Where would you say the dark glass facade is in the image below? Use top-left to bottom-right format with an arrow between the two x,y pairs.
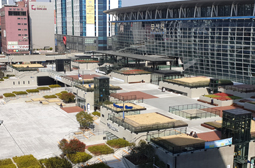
109,1 -> 255,84
98,0 -> 107,50
79,0 -> 86,36
61,0 -> 67,35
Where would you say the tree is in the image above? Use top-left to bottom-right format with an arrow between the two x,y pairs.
60,93 -> 75,103
76,111 -> 94,129
0,70 -> 4,79
58,138 -> 86,154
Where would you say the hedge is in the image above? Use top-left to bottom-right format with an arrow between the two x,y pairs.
0,78 -> 4,81
39,157 -> 72,168
92,111 -> 100,117
61,91 -> 68,94
37,87 -> 50,90
43,95 -> 57,99
7,75 -> 15,77
3,77 -> 9,79
13,155 -> 41,168
107,138 -> 130,148
49,84 -> 61,88
84,162 -> 110,168
67,152 -> 92,164
12,91 -> 28,95
0,158 -> 16,168
87,144 -> 114,156
3,93 -> 16,97
26,89 -> 39,93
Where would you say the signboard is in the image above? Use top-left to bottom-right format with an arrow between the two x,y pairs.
7,45 -> 29,50
86,0 -> 94,24
205,138 -> 232,149
87,103 -> 90,112
31,5 -> 47,10
8,41 -> 18,45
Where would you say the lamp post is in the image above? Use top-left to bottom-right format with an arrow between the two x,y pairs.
0,120 -> 25,155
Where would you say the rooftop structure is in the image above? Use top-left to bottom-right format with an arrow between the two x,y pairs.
104,0 -> 255,85
164,76 -> 210,88
224,85 -> 255,93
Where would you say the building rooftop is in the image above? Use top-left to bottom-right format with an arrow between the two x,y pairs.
104,0 -> 251,14
105,102 -> 146,112
197,131 -> 221,142
223,109 -> 252,115
94,76 -> 109,80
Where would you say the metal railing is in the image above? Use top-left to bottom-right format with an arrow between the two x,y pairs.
169,103 -> 220,120
108,114 -> 176,133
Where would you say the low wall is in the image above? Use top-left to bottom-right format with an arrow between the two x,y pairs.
71,62 -> 98,70
199,95 -> 237,106
220,88 -> 255,98
159,81 -> 208,98
111,72 -> 151,83
244,102 -> 255,112
122,157 -> 138,168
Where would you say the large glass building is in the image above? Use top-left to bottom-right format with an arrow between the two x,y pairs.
55,0 -> 121,51
105,0 -> 255,85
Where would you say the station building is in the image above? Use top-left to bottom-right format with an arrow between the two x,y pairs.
104,0 -> 255,85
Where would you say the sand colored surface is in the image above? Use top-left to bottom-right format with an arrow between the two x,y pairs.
83,84 -> 94,88
111,91 -> 158,100
106,103 -> 146,112
124,113 -> 175,127
56,103 -> 65,106
32,98 -> 46,101
47,99 -> 62,103
62,106 -> 84,113
215,120 -> 222,123
25,100 -> 33,103
182,109 -> 209,115
251,120 -> 255,132
173,76 -> 210,84
12,64 -> 44,68
42,101 -> 49,105
158,134 -> 205,147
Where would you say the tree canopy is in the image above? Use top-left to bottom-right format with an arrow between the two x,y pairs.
76,111 -> 94,129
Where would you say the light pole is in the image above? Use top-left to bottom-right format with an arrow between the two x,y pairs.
0,120 -> 25,155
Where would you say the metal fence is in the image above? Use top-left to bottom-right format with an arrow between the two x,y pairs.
169,103 -> 220,120
108,114 -> 176,133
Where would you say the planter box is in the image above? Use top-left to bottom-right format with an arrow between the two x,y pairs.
199,95 -> 239,106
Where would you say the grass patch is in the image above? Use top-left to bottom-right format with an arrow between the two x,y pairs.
227,96 -> 242,100
13,155 -> 41,168
0,158 -> 16,168
3,77 -> 9,79
12,91 -> 28,95
26,89 -> 39,93
49,84 -> 61,88
87,144 -> 114,156
61,91 -> 68,94
107,138 -> 130,148
39,157 -> 72,168
0,78 -> 4,81
92,111 -> 100,117
43,95 -> 57,99
67,152 -> 92,164
3,93 -> 16,97
204,95 -> 220,98
83,162 -> 110,168
37,87 -> 50,90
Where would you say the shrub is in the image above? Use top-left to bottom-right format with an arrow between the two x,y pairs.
26,89 -> 39,93
55,93 -> 62,97
37,87 -> 50,90
76,111 -> 94,129
103,100 -> 113,105
92,111 -> 100,117
12,91 -> 28,95
0,158 -> 16,168
0,78 -> 4,81
13,155 -> 41,168
49,84 -> 61,88
39,157 -> 72,168
3,93 -> 16,97
84,162 -> 110,168
60,92 -> 75,103
7,75 -> 15,77
3,77 -> 9,79
67,152 -> 92,164
107,139 -> 130,148
88,144 -> 114,156
43,95 -> 57,99
58,139 -> 86,154
61,91 -> 68,94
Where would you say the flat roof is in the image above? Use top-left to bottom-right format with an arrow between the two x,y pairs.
12,64 -> 44,68
105,102 -> 146,112
197,131 -> 221,142
92,51 -> 174,62
122,112 -> 188,128
223,109 -> 251,115
104,0 -> 251,14
155,134 -> 205,147
173,76 -> 210,84
94,76 -> 109,79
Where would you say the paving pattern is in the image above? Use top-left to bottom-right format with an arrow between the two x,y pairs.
61,106 -> 84,113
